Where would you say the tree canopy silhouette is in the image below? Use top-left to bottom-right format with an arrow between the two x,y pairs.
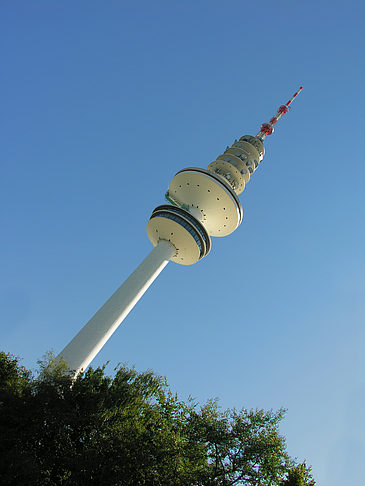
0,352 -> 315,485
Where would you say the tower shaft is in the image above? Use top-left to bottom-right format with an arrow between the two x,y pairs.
55,88 -> 302,376
56,240 -> 175,375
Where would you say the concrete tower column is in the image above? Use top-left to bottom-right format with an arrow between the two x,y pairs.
57,239 -> 175,375
55,87 -> 302,376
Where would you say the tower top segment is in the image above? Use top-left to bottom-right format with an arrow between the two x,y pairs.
256,86 -> 303,141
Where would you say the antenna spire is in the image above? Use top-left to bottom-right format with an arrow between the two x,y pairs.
257,86 -> 303,141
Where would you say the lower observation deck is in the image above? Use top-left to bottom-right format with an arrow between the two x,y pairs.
147,205 -> 211,265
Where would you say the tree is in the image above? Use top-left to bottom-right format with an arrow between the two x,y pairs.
280,463 -> 316,486
0,352 -> 315,485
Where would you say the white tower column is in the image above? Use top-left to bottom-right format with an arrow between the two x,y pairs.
57,239 -> 175,376
54,87 -> 302,376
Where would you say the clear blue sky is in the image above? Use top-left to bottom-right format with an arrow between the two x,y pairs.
1,1 -> 364,484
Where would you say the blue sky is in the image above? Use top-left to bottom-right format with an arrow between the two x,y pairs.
1,1 -> 364,484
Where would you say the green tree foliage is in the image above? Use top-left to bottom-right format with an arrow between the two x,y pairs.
280,463 -> 315,486
0,352 -> 315,485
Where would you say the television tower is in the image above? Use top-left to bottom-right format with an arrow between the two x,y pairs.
57,87 -> 303,376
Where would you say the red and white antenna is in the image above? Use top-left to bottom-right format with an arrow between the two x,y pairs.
257,86 -> 303,140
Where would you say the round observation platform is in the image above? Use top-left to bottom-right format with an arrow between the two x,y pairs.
168,168 -> 243,237
146,205 -> 211,265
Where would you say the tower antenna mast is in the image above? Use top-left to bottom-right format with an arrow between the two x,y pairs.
257,86 -> 303,140
56,87 -> 303,376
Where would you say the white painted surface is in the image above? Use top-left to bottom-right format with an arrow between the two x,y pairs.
57,240 -> 175,375
168,170 -> 242,237
147,215 -> 203,265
